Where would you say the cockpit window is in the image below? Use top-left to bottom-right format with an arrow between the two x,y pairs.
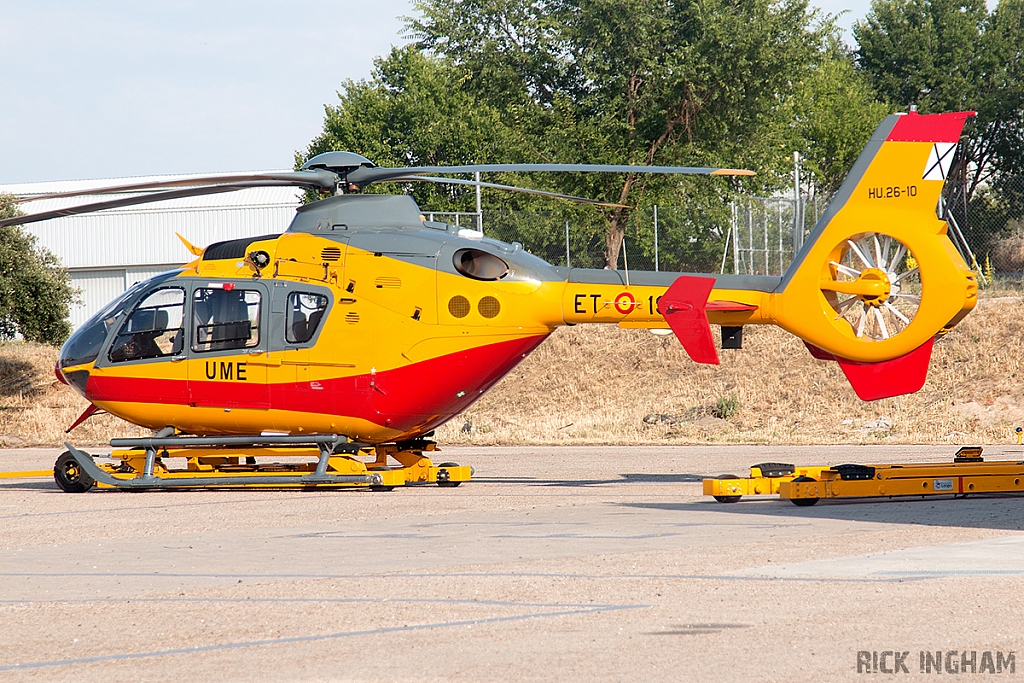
286,292 -> 328,344
453,248 -> 509,281
192,287 -> 261,352
60,271 -> 181,369
108,288 -> 186,363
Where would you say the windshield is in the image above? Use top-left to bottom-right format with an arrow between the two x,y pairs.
59,270 -> 183,368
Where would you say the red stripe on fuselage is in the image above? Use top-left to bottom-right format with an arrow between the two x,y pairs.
86,334 -> 549,435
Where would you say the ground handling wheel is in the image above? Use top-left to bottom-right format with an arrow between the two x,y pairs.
788,476 -> 820,506
712,474 -> 742,503
54,451 -> 95,493
436,462 -> 462,487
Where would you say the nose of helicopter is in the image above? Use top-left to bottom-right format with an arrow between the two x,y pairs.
56,323 -> 106,397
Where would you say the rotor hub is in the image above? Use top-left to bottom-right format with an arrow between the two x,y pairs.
855,268 -> 892,307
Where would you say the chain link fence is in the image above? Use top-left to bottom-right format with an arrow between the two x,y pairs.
434,195 -> 823,275
943,172 -> 1024,289
428,169 -> 1021,285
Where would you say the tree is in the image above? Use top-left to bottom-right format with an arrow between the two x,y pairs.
854,0 -> 1024,202
409,0 -> 837,267
792,40 -> 891,195
298,46 -> 522,214
0,195 -> 76,346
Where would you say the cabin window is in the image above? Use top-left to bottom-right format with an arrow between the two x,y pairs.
192,287 -> 261,352
108,287 -> 185,362
453,248 -> 509,281
286,292 -> 328,344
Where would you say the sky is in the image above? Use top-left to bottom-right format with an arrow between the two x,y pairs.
0,0 -> 872,184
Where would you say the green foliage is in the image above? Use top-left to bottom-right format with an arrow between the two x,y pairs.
0,195 -> 75,346
408,0 -> 832,182
298,46 -> 521,212
792,40 -> 891,194
711,393 -> 740,420
300,1 -> 881,269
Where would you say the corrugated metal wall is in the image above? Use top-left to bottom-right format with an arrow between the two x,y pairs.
68,270 -> 127,330
1,176 -> 303,330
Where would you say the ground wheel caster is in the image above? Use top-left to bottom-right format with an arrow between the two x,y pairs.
436,462 -> 461,488
712,474 -> 742,503
789,476 -> 819,506
54,451 -> 95,493
369,485 -> 395,492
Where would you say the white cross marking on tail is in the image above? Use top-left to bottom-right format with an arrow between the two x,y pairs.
923,142 -> 957,181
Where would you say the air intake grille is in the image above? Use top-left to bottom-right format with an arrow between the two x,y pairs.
478,296 -> 500,319
448,295 -> 470,318
321,247 -> 342,262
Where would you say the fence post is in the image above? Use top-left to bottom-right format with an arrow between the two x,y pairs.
654,204 -> 659,272
732,200 -> 740,275
793,151 -> 803,252
475,171 -> 482,233
565,221 -> 571,268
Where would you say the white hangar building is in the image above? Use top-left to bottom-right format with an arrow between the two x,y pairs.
1,174 -> 303,330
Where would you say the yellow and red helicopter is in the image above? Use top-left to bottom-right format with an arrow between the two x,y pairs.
2,110 -> 978,492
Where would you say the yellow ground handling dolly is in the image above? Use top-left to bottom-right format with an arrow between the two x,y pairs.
51,433 -> 471,492
703,447 -> 1024,506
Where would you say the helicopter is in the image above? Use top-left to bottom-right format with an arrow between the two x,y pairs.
0,109 -> 977,493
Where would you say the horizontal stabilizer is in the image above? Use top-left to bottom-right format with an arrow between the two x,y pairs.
834,338 -> 935,401
657,276 -> 720,365
803,342 -> 836,361
706,300 -> 758,312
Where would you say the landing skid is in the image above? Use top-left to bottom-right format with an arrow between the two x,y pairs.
55,433 -> 471,492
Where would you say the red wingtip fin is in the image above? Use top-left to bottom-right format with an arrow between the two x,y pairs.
657,275 -> 720,365
835,338 -> 935,401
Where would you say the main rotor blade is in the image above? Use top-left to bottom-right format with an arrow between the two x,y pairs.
0,183 -> 300,228
386,175 -> 630,208
14,170 -> 337,204
350,163 -> 755,187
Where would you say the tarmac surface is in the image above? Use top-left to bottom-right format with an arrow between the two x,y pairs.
1,444 -> 1023,682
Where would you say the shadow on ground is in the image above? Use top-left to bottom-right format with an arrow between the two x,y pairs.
621,493 -> 1024,531
475,473 -> 706,486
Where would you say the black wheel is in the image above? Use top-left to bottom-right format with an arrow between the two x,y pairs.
712,474 -> 741,503
54,451 -> 95,493
437,462 -> 462,488
789,476 -> 819,506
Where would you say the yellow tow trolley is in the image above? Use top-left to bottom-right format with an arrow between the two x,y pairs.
704,447 -> 1024,506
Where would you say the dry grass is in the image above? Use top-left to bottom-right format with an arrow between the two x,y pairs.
990,221 -> 1024,273
0,343 -> 146,447
438,296 -> 1024,446
2,296 -> 1023,447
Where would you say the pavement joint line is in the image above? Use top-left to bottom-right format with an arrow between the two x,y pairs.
871,569 -> 1024,576
0,596 -> 626,608
0,605 -> 644,672
0,497 -> 277,519
0,571 -> 928,583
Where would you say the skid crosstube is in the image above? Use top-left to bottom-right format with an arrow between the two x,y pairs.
60,433 -> 471,492
703,448 -> 1024,506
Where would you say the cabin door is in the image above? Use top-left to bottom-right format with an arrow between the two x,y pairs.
186,283 -> 269,408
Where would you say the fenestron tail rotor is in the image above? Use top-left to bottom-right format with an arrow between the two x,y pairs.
821,233 -> 921,342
